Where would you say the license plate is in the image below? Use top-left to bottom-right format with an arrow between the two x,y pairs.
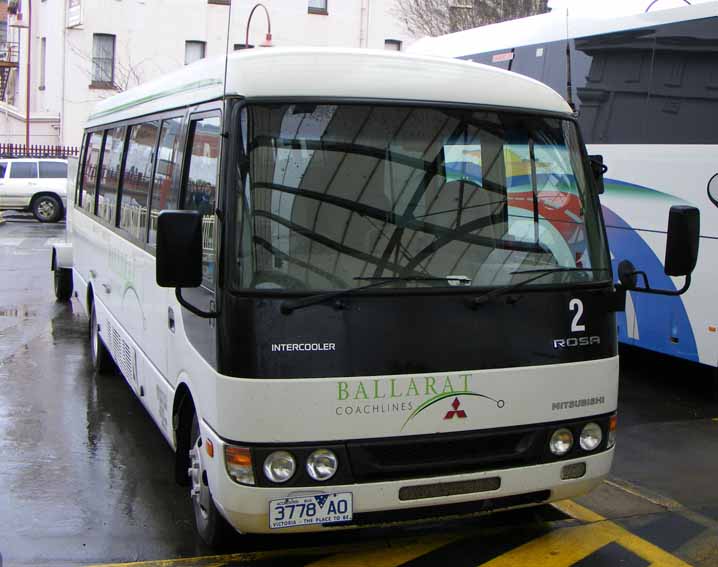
269,492 -> 353,529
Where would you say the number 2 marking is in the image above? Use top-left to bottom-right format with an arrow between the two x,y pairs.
570,298 -> 586,333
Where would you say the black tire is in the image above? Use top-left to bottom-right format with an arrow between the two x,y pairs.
189,412 -> 231,546
32,194 -> 63,223
89,301 -> 114,374
53,267 -> 73,301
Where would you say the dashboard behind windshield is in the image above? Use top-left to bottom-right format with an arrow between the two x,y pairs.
231,103 -> 610,291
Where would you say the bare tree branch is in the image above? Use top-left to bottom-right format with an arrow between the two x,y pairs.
393,0 -> 549,37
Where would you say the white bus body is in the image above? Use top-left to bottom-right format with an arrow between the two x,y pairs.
55,48 -> 622,542
410,2 -> 718,377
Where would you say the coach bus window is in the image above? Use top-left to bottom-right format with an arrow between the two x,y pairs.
96,126 -> 126,225
82,133 -> 103,213
119,121 -> 159,241
571,29 -> 654,144
148,117 -> 183,245
236,104 -> 609,291
644,17 -> 718,144
184,115 -> 220,287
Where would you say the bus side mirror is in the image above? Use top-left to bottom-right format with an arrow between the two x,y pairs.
616,205 -> 699,299
589,155 -> 607,195
156,210 -> 203,288
664,205 -> 699,277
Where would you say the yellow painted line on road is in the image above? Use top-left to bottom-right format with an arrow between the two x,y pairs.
480,500 -> 691,566
303,532 -> 461,567
86,532 -> 460,567
85,545 -> 347,567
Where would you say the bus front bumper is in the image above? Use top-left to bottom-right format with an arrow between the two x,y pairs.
207,445 -> 614,535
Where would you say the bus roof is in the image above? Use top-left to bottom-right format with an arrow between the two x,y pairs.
86,48 -> 573,128
408,1 -> 718,58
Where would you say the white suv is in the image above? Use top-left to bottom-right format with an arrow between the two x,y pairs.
0,158 -> 68,223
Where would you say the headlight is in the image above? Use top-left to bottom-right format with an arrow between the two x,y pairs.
263,451 -> 296,483
306,449 -> 338,481
580,422 -> 603,451
549,428 -> 574,456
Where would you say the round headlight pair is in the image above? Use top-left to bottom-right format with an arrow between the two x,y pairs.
549,423 -> 603,456
263,449 -> 338,483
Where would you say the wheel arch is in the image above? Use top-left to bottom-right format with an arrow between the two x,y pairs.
173,382 -> 196,486
31,191 -> 65,208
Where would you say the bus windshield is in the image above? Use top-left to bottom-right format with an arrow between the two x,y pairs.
232,103 -> 610,291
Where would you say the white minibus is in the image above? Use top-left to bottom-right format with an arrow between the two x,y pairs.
51,48 -> 698,543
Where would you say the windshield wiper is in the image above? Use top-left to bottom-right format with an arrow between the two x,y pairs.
472,267 -> 610,307
280,276 -> 469,315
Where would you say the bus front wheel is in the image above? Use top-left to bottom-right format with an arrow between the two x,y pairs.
189,413 -> 231,546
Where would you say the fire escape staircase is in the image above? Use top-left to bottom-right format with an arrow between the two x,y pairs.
0,42 -> 19,102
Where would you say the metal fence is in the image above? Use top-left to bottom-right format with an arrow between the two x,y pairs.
0,144 -> 80,159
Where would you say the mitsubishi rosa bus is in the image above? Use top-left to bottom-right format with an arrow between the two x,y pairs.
51,48 -> 698,544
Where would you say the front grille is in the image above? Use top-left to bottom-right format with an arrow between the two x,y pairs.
328,490 -> 551,527
398,477 -> 501,501
347,427 -> 542,482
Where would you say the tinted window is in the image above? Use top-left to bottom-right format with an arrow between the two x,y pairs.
10,162 -> 38,179
0,162 -> 7,178
82,133 -> 103,213
148,117 -> 183,245
119,121 -> 159,240
234,104 -> 609,291
39,161 -> 68,178
644,17 -> 718,144
183,115 -> 221,287
96,126 -> 126,224
572,28 -> 655,143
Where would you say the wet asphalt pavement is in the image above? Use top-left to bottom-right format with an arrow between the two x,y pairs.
1,214 -> 717,567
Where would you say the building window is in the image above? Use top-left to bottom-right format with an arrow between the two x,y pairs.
384,39 -> 402,51
185,41 -> 206,65
233,43 -> 254,50
208,0 -> 230,4
39,37 -> 47,90
92,34 -> 115,86
308,0 -> 327,15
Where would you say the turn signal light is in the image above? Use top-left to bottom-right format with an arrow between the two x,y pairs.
205,438 -> 214,458
608,413 -> 617,449
225,445 -> 255,485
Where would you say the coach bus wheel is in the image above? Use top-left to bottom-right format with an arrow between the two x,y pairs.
32,195 -> 63,223
53,267 -> 73,301
189,413 -> 230,546
89,301 -> 114,374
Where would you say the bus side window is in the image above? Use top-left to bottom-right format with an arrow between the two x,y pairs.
96,125 -> 126,225
119,121 -> 160,241
183,115 -> 221,288
81,132 -> 103,214
148,117 -> 183,245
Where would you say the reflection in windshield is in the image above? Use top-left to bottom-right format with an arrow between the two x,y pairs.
233,104 -> 609,291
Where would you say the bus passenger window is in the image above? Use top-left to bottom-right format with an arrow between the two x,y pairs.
184,115 -> 221,287
119,121 -> 159,241
96,126 -> 126,224
148,117 -> 182,245
81,132 -> 103,214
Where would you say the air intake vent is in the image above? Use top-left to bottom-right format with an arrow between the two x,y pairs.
105,319 -> 138,387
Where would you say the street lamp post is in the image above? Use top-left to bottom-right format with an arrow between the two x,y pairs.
245,3 -> 273,49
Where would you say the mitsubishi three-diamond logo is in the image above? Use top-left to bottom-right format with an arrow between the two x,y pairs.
444,397 -> 467,420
